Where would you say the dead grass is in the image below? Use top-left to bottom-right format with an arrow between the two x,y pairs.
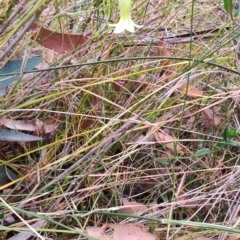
0,0 -> 240,239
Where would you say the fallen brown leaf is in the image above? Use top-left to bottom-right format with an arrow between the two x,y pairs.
180,85 -> 204,97
83,223 -> 156,240
43,48 -> 56,64
0,118 -> 60,134
227,233 -> 240,240
177,194 -> 201,208
153,131 -> 184,154
31,23 -> 88,56
119,198 -> 148,214
157,39 -> 175,82
157,39 -> 172,64
0,118 -> 36,131
202,108 -> 221,129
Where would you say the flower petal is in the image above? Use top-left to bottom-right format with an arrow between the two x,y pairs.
114,22 -> 129,33
109,0 -> 143,33
133,23 -> 143,29
110,19 -> 143,33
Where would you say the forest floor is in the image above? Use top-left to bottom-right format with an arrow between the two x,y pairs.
0,0 -> 240,239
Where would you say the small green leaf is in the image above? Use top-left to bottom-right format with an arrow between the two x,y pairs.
223,79 -> 228,87
0,129 -> 43,141
228,128 -> 238,138
224,0 -> 232,15
222,128 -> 228,142
194,148 -> 210,157
148,226 -> 155,234
154,158 -> 169,166
222,127 -> 238,142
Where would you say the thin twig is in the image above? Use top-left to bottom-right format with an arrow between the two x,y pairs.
0,11 -> 41,62
0,0 -> 27,35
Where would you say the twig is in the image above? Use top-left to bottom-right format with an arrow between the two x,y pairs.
0,0 -> 27,35
0,11 -> 41,62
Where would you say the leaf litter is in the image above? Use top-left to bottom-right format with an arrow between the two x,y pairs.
119,198 -> 149,214
0,117 -> 61,134
30,23 -> 89,56
1,1 -> 240,239
77,223 -> 155,240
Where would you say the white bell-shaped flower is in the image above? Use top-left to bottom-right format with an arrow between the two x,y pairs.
110,0 -> 143,33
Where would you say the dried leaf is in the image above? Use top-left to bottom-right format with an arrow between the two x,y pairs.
180,85 -> 204,97
119,198 -> 148,214
0,118 -> 60,134
156,39 -> 174,82
202,109 -> 221,129
43,48 -> 56,64
153,131 -> 184,154
0,119 -> 36,131
80,118 -> 94,131
182,116 -> 195,131
136,108 -> 181,144
31,23 -> 88,56
85,224 -> 156,240
42,118 -> 61,134
157,39 -> 172,61
227,233 -> 240,240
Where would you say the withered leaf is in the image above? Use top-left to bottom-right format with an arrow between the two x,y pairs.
31,23 -> 88,56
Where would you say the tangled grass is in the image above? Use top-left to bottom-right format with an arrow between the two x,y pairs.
0,0 -> 240,239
